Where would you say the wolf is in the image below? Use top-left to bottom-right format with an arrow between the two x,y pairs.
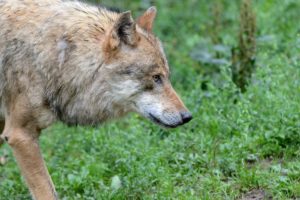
0,0 -> 192,199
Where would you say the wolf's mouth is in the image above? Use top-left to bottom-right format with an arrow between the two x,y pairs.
148,113 -> 180,128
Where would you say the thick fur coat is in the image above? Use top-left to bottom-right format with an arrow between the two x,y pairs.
0,0 -> 192,199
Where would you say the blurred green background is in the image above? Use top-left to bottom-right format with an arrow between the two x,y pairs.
1,0 -> 300,199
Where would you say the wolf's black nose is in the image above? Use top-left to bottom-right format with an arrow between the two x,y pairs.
181,111 -> 193,124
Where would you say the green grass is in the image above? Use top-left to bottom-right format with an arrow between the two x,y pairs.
1,0 -> 300,199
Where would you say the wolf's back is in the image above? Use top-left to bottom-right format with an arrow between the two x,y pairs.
0,0 -> 121,123
0,0 -> 59,98
0,0 -> 114,82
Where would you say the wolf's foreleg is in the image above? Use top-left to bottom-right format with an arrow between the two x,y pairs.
0,121 -> 4,147
3,128 -> 58,200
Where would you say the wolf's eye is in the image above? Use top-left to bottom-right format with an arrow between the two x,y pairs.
153,75 -> 162,84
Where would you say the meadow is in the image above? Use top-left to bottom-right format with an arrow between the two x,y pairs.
0,0 -> 300,199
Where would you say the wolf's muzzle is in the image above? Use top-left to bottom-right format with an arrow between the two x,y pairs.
180,111 -> 193,124
149,110 -> 192,128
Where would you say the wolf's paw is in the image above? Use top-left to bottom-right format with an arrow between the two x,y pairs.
0,139 -> 8,166
0,155 -> 6,166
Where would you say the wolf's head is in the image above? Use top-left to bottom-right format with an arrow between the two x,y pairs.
102,7 -> 192,128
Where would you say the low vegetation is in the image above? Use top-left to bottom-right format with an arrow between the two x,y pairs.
1,0 -> 299,199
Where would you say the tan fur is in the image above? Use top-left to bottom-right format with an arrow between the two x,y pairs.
0,0 -> 192,199
137,6 -> 157,32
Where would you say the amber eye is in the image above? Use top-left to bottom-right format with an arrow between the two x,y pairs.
153,75 -> 162,84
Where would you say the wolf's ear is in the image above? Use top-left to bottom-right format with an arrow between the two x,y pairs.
137,7 -> 157,32
115,11 -> 138,45
106,11 -> 138,51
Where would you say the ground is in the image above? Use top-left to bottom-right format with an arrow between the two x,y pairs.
0,0 -> 300,199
